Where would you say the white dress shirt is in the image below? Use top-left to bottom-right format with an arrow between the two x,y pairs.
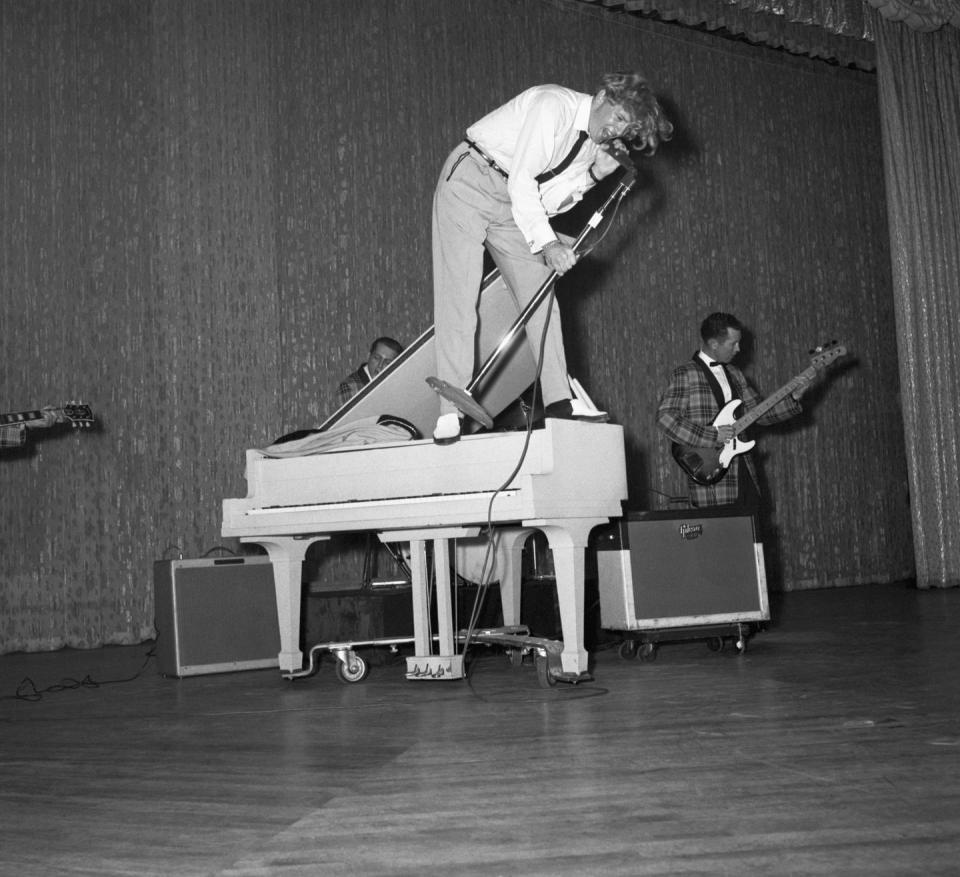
698,351 -> 733,403
466,85 -> 599,253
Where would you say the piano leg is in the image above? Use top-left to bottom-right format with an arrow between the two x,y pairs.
242,535 -> 330,674
380,527 -> 479,681
532,517 -> 608,679
495,527 -> 537,628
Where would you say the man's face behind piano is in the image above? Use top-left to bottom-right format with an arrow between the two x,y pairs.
367,343 -> 399,378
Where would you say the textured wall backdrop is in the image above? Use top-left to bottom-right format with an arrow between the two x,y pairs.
0,0 -> 912,654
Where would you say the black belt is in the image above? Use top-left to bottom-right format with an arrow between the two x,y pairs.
465,139 -> 509,180
465,133 -> 589,185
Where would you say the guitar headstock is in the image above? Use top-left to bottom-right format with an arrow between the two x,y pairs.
808,341 -> 847,370
60,402 -> 95,428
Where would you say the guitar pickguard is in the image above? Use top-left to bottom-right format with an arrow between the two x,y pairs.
670,400 -> 753,485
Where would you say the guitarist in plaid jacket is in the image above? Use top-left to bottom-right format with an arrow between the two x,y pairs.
656,313 -> 806,508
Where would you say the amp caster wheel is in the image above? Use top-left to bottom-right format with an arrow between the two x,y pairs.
334,652 -> 370,684
707,636 -> 726,653
618,640 -> 639,660
637,642 -> 658,662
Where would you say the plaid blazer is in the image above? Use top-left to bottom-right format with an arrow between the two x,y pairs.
656,355 -> 800,507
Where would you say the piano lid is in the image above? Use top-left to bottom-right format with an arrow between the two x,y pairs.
317,270 -> 543,440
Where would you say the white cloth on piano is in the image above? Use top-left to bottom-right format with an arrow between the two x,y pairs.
258,415 -> 418,458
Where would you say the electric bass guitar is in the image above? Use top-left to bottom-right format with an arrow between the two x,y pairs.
671,343 -> 846,486
0,402 -> 95,429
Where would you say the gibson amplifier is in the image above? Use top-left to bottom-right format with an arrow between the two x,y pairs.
153,556 -> 280,677
596,509 -> 768,630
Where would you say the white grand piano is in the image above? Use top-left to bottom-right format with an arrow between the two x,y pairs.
221,272 -> 628,684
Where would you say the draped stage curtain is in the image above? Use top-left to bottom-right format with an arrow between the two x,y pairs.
871,8 -> 960,588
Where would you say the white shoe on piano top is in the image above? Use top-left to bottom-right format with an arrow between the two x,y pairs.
432,412 -> 462,445
544,398 -> 609,423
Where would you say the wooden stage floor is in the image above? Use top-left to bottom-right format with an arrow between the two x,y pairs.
2,581 -> 958,876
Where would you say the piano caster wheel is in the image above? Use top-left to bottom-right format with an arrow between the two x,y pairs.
535,653 -> 558,689
507,648 -> 526,668
334,652 -> 370,684
618,640 -> 639,660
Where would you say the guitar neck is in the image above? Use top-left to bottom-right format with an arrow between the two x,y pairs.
0,403 -> 94,430
0,409 -> 49,427
732,367 -> 815,436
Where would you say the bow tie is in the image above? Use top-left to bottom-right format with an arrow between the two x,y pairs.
708,361 -> 722,368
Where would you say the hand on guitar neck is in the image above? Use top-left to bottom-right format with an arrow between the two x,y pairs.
26,406 -> 65,430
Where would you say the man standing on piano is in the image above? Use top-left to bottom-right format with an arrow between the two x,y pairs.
431,71 -> 673,444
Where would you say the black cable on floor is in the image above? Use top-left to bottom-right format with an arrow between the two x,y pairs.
3,645 -> 156,703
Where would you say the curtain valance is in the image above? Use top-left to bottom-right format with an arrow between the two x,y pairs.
865,0 -> 960,31
577,0 -> 957,68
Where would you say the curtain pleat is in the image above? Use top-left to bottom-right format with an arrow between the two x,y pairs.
873,10 -> 960,588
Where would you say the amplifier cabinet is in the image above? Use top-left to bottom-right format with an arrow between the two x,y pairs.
153,556 -> 280,677
596,509 -> 768,631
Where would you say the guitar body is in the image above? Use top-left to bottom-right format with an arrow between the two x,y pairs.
671,400 -> 755,486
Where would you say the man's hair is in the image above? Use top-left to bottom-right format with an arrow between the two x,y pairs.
598,71 -> 674,155
700,312 -> 742,343
370,336 -> 402,356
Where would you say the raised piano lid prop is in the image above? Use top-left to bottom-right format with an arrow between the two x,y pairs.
319,271 -> 541,438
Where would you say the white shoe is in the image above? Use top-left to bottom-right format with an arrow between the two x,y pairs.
570,398 -> 608,421
433,412 -> 462,445
544,398 -> 609,423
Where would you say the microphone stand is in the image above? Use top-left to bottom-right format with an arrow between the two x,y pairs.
427,165 -> 639,429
